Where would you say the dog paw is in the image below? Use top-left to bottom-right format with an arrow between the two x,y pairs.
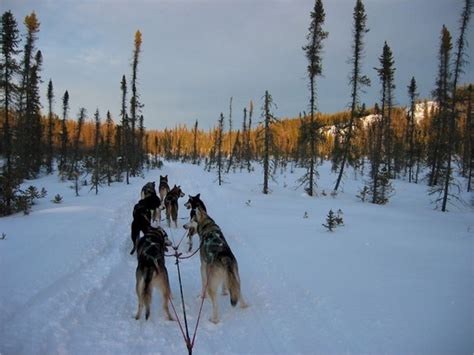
240,301 -> 249,309
130,247 -> 136,255
209,317 -> 219,324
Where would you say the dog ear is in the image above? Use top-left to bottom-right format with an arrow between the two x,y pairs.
196,193 -> 200,198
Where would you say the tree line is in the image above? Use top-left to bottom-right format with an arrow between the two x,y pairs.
1,1 -> 473,216
1,10 -> 146,215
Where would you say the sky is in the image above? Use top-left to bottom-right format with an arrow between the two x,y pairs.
2,0 -> 473,130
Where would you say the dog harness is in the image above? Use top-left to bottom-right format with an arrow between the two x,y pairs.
198,220 -> 226,264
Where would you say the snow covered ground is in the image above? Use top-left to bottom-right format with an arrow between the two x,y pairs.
1,161 -> 473,355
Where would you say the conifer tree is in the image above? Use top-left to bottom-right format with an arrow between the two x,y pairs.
406,77 -> 418,183
16,13 -> 41,178
104,110 -> 114,186
71,108 -> 86,196
216,113 -> 225,186
428,26 -> 452,187
228,96 -> 233,155
59,90 -> 69,176
120,75 -> 130,184
240,107 -> 248,171
0,11 -> 21,215
246,101 -> 254,172
302,0 -> 328,196
464,85 -> 473,191
375,41 -> 396,176
368,42 -> 396,204
441,0 -> 472,211
192,119 -> 199,164
322,209 -> 337,231
91,109 -> 101,194
46,79 -> 54,174
130,30 -> 143,176
27,50 -> 43,176
261,90 -> 278,194
334,0 -> 369,191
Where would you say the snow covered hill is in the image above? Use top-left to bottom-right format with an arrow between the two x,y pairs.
1,162 -> 473,354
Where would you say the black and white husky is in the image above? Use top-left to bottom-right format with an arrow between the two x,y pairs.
184,207 -> 248,323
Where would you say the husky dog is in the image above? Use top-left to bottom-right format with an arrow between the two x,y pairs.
184,193 -> 207,252
193,207 -> 248,323
140,182 -> 159,222
135,226 -> 173,321
164,185 -> 185,228
141,182 -> 156,199
158,176 -> 170,222
158,175 -> 170,203
130,194 -> 162,255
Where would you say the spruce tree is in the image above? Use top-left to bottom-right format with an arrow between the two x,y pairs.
240,107 -> 248,171
0,11 -> 21,215
71,108 -> 86,196
406,77 -> 418,183
192,119 -> 199,164
302,0 -> 328,196
464,85 -> 473,192
334,0 -> 370,191
261,90 -> 278,194
17,12 -> 41,178
104,110 -> 114,186
216,113 -> 225,186
441,0 -> 472,211
428,26 -> 452,187
91,109 -> 101,194
27,50 -> 43,176
46,79 -> 54,174
246,101 -> 254,172
375,41 -> 396,176
130,30 -> 143,176
120,75 -> 129,184
370,42 -> 396,204
59,90 -> 69,175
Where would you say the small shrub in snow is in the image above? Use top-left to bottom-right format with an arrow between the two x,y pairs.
303,211 -> 309,219
322,209 -> 337,232
52,194 -> 63,204
335,209 -> 344,226
0,233 -> 6,240
322,209 -> 344,231
356,185 -> 370,202
16,194 -> 31,215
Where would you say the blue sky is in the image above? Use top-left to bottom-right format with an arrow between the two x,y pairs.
2,0 -> 473,130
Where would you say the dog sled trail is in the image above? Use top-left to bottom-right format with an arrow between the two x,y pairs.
0,198 -> 133,353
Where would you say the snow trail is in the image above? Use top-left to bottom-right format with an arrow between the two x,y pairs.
1,162 -> 473,354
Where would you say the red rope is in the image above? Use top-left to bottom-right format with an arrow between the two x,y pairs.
166,249 -> 211,354
191,265 -> 211,347
168,295 -> 191,348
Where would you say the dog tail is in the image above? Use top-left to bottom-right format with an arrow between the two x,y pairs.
224,256 -> 240,307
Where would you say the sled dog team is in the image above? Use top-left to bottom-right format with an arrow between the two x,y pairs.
131,175 -> 248,324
